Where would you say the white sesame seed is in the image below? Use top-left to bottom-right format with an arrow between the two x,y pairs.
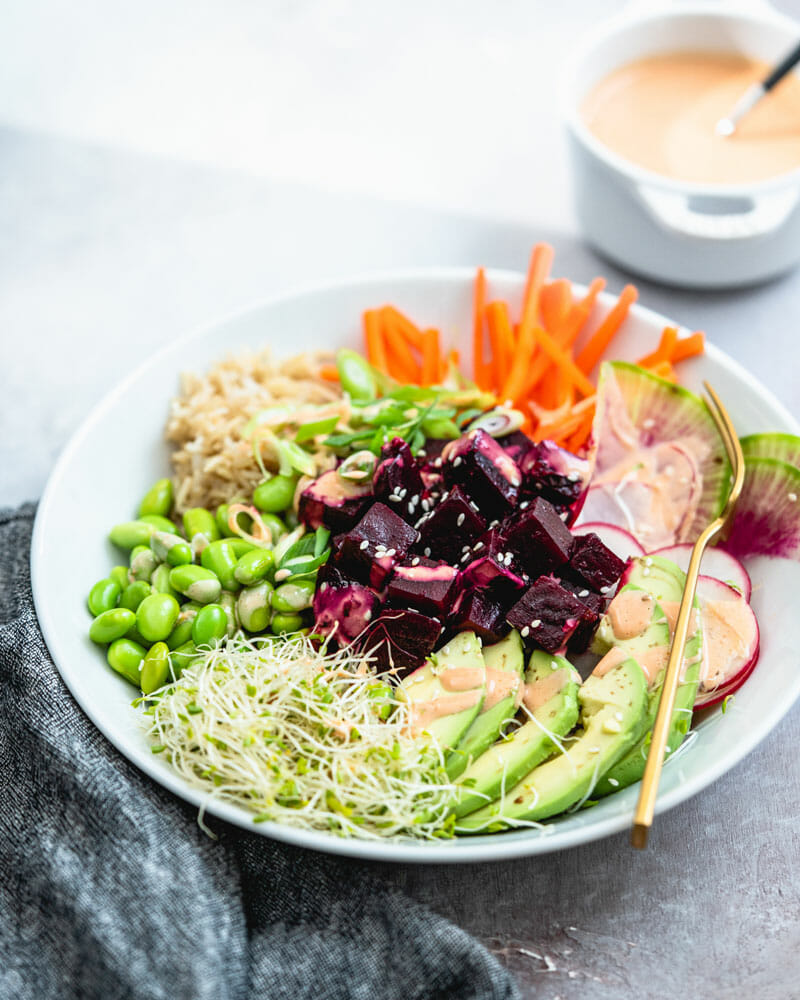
521,626 -> 530,637
519,500 -> 529,510
474,541 -> 484,551
440,626 -> 446,634
457,513 -> 466,527
386,548 -> 396,558
550,660 -> 559,670
388,495 -> 401,502
579,589 -> 589,598
567,471 -> 581,482
490,520 -> 499,528
359,539 -> 369,550
560,511 -> 569,521
408,503 -> 415,514
421,499 -> 430,511
363,610 -> 372,621
531,619 -> 542,628
423,547 -> 431,557
600,585 -> 610,594
608,777 -> 619,787
453,456 -> 463,468
434,458 -> 442,468
462,544 -> 471,552
790,492 -> 798,502
469,501 -> 479,511
399,488 -> 408,499
319,582 -> 328,592
644,557 -> 653,566
642,568 -> 651,577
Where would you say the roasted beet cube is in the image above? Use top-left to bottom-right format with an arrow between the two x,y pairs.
313,576 -> 381,644
507,576 -> 595,653
336,503 -> 417,589
372,437 -> 425,523
500,429 -> 536,465
450,588 -> 510,645
559,580 -> 605,653
520,441 -> 589,524
441,429 -> 521,515
363,608 -> 442,675
501,496 -> 573,578
386,557 -> 459,617
462,527 -> 526,597
568,533 -> 626,592
415,486 -> 486,563
299,470 -> 373,533
417,438 -> 450,493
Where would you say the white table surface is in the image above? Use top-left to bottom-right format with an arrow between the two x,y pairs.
3,2 -> 800,996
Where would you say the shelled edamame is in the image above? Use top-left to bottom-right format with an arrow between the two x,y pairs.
86,473 -> 329,695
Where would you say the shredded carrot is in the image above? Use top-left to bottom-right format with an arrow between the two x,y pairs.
575,284 -> 638,375
383,315 -> 420,383
637,326 -> 678,368
363,309 -> 388,372
531,326 -> 597,398
500,324 -> 536,403
648,360 -> 678,382
520,244 -> 555,336
421,328 -> 440,386
540,279 -> 572,334
557,277 -> 606,348
473,268 -> 491,390
380,306 -> 423,351
669,331 -> 705,363
319,365 -> 340,382
486,301 -> 515,396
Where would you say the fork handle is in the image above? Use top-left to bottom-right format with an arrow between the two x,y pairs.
631,521 -> 719,848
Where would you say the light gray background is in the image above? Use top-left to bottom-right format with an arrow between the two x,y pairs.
3,2 -> 800,997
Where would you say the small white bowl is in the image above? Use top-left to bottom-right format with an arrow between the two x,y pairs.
562,2 -> 800,288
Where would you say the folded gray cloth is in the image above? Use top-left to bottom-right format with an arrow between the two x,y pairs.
0,505 -> 519,1000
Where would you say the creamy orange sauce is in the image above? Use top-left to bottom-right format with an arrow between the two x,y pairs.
659,601 -> 701,640
608,589 -> 655,640
407,690 -> 482,736
483,666 -> 520,712
700,598 -> 757,691
582,51 -> 800,184
593,646 -> 628,677
439,666 -> 485,692
522,668 -> 570,713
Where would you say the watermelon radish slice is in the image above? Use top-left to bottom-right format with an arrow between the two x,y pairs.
695,575 -> 744,603
588,362 -> 731,551
740,432 -> 800,469
571,522 -> 645,562
693,591 -> 759,709
722,457 -> 800,561
651,543 -> 751,601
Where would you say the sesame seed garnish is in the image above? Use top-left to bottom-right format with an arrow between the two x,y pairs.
490,520 -> 499,528
388,494 -> 401,503
319,582 -> 328,592
363,610 -> 372,621
469,501 -> 479,511
457,513 -> 466,526
474,541 -> 484,550
521,626 -> 530,637
608,777 -> 619,787
408,502 -> 415,514
567,471 -> 581,482
550,660 -> 559,670
790,493 -> 798,502
531,619 -> 542,628
434,458 -> 442,468
560,511 -> 569,521
359,539 -> 369,550
411,557 -> 420,566
423,547 -> 431,557
453,456 -> 463,468
579,589 -> 589,597
386,548 -> 396,558
519,501 -> 529,510
600,585 -> 610,594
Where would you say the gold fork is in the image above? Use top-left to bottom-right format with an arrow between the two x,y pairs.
631,382 -> 745,849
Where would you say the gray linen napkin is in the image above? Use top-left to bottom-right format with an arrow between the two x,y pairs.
0,505 -> 520,1000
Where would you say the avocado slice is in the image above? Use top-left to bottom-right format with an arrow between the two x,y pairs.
456,657 -> 648,831
451,649 -> 581,818
446,631 -> 526,780
398,631 -> 486,762
592,557 -> 702,797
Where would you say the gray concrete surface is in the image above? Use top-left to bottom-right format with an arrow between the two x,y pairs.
3,126 -> 800,999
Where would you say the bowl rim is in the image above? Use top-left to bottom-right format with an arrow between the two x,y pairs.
31,266 -> 800,864
560,2 -> 800,198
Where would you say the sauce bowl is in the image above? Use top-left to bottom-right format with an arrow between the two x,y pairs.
562,2 -> 800,288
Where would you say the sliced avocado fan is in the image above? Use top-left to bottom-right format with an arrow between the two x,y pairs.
456,657 -> 648,831
451,649 -> 581,819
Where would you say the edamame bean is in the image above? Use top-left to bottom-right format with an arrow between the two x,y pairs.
192,604 -> 228,647
136,593 -> 180,643
140,641 -> 171,694
183,507 -> 220,543
130,544 -> 159,582
271,612 -> 304,634
119,580 -> 152,612
109,520 -> 155,550
170,641 -> 198,677
125,623 -> 150,647
109,565 -> 130,590
227,538 -> 257,559
218,591 -> 238,637
89,607 -> 136,644
336,348 -> 377,403
169,565 -> 221,604
107,637 -> 147,686
150,530 -> 192,567
237,582 -> 272,633
272,580 -> 315,613
87,578 -> 121,617
138,478 -> 174,518
253,474 -> 298,514
139,514 -> 177,533
215,500 -> 248,537
233,548 -> 274,586
150,563 -> 179,599
166,618 -> 194,650
201,540 -> 240,591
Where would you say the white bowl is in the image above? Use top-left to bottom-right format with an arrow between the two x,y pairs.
562,2 -> 800,288
31,269 -> 800,862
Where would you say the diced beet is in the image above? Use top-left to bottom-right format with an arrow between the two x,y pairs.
506,576 -> 594,653
500,429 -> 536,465
568,532 -> 626,592
558,578 -> 606,653
502,496 -> 573,577
451,588 -> 510,645
313,577 -> 381,644
298,469 -> 373,532
386,557 -> 459,617
418,438 -> 450,493
415,485 -> 486,563
520,441 -> 589,524
442,429 -> 521,515
417,438 -> 451,464
335,503 -> 417,589
462,527 -> 526,597
372,437 -> 425,523
363,608 -> 442,675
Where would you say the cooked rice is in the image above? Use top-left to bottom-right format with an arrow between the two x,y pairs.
167,349 -> 342,513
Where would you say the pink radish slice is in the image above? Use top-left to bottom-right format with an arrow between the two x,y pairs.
571,522 -> 645,562
694,591 -> 760,709
651,544 -> 751,602
696,575 -> 746,603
